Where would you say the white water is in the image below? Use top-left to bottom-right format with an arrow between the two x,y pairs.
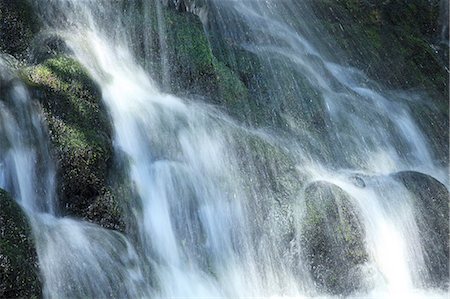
66,29 -> 301,297
311,170 -> 443,299
0,0 -> 448,298
0,63 -> 55,213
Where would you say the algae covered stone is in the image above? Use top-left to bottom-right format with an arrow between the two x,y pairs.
22,56 -> 124,230
163,5 -> 250,113
301,181 -> 368,295
0,189 -> 42,298
393,171 -> 449,288
0,0 -> 40,60
126,1 -> 251,118
310,0 -> 448,101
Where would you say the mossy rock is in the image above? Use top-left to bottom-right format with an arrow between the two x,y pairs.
0,189 -> 42,298
163,6 -> 251,112
408,98 -> 449,167
125,2 -> 251,120
164,0 -> 207,13
393,171 -> 449,288
211,57 -> 251,119
235,133 -> 303,202
301,181 -> 368,295
231,132 -> 302,264
21,56 -> 124,231
163,7 -> 215,92
0,0 -> 40,60
310,0 -> 448,103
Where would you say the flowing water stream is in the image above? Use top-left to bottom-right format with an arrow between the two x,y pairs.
0,0 -> 448,298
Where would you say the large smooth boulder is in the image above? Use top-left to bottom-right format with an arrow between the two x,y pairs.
393,171 -> 449,287
0,189 -> 42,298
301,181 -> 368,295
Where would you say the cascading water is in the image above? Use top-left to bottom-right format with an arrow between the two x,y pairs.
204,0 -> 449,295
0,56 -> 149,298
0,0 -> 448,298
0,58 -> 55,214
206,0 -> 448,173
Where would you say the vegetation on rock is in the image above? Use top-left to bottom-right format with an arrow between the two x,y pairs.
164,6 -> 251,112
0,0 -> 448,296
394,171 -> 449,288
310,0 -> 448,102
125,1 -> 252,121
22,56 -> 124,231
301,181 -> 368,295
0,189 -> 41,298
0,0 -> 40,61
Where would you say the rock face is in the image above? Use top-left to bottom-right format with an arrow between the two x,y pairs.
309,0 -> 449,166
235,133 -> 303,250
310,0 -> 448,99
0,189 -> 42,298
164,7 -> 249,110
123,0 -> 251,121
22,56 -> 124,231
301,181 -> 368,295
0,0 -> 40,60
393,171 -> 449,288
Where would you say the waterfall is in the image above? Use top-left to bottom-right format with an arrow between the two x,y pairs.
0,56 -> 149,298
207,0 -> 448,174
0,0 -> 448,298
0,58 -> 55,214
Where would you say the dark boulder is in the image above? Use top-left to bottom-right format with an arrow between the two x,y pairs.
0,0 -> 41,61
22,56 -> 124,231
309,0 -> 448,102
120,1 -> 251,121
0,189 -> 42,298
393,171 -> 449,288
301,181 -> 368,295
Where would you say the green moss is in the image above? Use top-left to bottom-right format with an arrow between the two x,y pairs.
0,189 -> 42,298
163,6 -> 252,108
166,9 -> 213,71
301,181 -> 367,295
212,57 -> 249,107
23,56 -> 109,163
311,0 -> 448,103
21,56 -> 124,231
159,7 -> 214,93
128,2 -> 253,118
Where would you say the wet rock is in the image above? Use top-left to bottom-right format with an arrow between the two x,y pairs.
163,6 -> 250,111
409,102 -> 449,167
22,56 -> 125,231
350,174 -> 366,188
123,1 -> 251,121
393,171 -> 449,288
232,133 -> 303,275
0,0 -> 41,61
0,189 -> 42,298
30,34 -> 72,64
310,0 -> 448,102
235,134 -> 303,205
301,181 -> 368,295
